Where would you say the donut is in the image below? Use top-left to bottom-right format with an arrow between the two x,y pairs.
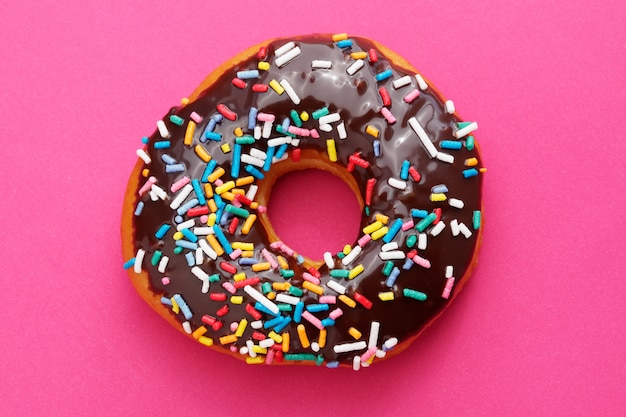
121,33 -> 485,369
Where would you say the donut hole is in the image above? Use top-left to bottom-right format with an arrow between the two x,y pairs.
267,169 -> 361,261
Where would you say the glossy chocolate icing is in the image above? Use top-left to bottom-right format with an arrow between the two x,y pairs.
129,35 -> 483,367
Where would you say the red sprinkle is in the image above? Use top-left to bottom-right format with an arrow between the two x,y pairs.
235,193 -> 253,206
228,217 -> 240,234
233,276 -> 261,289
258,46 -> 268,60
409,166 -> 422,182
252,331 -> 266,341
252,83 -> 268,93
187,206 -> 209,217
202,315 -> 216,325
245,303 -> 262,320
217,103 -> 237,121
209,293 -> 227,302
378,87 -> 391,107
353,292 -> 373,310
216,305 -> 229,317
292,148 -> 301,162
232,78 -> 247,89
366,178 -> 377,206
211,321 -> 223,331
433,208 -> 442,224
349,152 -> 370,169
220,261 -> 237,274
407,249 -> 418,259
307,267 -> 321,279
368,48 -> 378,63
275,350 -> 284,363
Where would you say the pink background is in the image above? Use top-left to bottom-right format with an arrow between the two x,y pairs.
1,1 -> 624,416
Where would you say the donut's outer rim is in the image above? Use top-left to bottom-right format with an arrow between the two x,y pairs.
121,34 -> 484,367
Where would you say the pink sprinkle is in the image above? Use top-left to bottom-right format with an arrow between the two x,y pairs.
229,345 -> 238,353
257,205 -> 267,214
403,88 -> 420,103
279,243 -> 295,257
230,322 -> 238,332
213,179 -> 223,187
288,126 -> 310,136
200,215 -> 209,223
171,176 -> 191,193
270,241 -> 282,250
357,234 -> 372,247
265,348 -> 275,365
380,107 -> 396,124
190,111 -> 203,123
231,199 -> 242,208
138,176 -> 157,196
257,112 -> 275,122
229,249 -> 242,260
222,281 -> 237,294
301,311 -> 324,330
319,295 -> 336,304
360,346 -> 377,363
401,220 -> 415,231
411,253 -> 432,269
442,277 -> 455,299
302,272 -> 321,285
161,277 -> 170,285
329,308 -> 344,320
261,248 -> 279,269
310,129 -> 320,139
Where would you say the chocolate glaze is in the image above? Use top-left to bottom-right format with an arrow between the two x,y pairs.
129,35 -> 483,366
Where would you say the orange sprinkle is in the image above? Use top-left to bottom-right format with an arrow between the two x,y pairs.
348,327 -> 362,339
192,326 -> 208,339
302,281 -> 324,295
297,324 -> 310,348
319,329 -> 327,348
184,121 -> 196,147
241,214 -> 257,234
282,332 -> 290,352
339,294 -> 356,308
219,334 -> 238,345
235,176 -> 255,186
206,235 -> 224,256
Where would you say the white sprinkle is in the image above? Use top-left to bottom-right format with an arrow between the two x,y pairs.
381,242 -> 399,252
267,136 -> 292,147
262,121 -> 273,138
195,247 -> 203,265
312,60 -> 332,69
392,75 -> 412,89
290,138 -> 300,147
326,280 -> 347,295
333,341 -> 367,354
249,148 -> 267,160
198,239 -> 218,260
430,221 -> 446,236
323,252 -> 334,269
346,59 -> 364,75
459,222 -> 473,238
169,183 -> 193,210
318,112 -> 341,125
408,117 -> 438,158
387,177 -> 407,190
182,321 -> 192,334
156,120 -> 170,138
451,219 -> 460,236
150,184 -> 167,200
337,121 -> 347,139
415,74 -> 429,90
368,321 -> 380,349
383,337 -> 398,350
276,46 -> 301,67
378,250 -> 406,261
193,226 -> 214,235
272,153 -> 289,164
375,349 -> 387,358
353,355 -> 361,371
445,265 -> 454,278
341,245 -> 362,266
449,198 -> 465,209
136,149 -> 151,164
275,41 -> 296,57
275,293 -> 300,305
176,219 -> 196,231
436,152 -> 455,164
191,266 -> 210,293
259,338 -> 275,349
250,320 -> 263,330
246,184 -> 258,201
253,125 -> 262,139
445,100 -> 456,114
418,233 -> 428,250
243,285 -> 279,315
239,346 -> 249,355
454,121 -> 478,139
157,255 -> 169,273
134,249 -> 145,273
279,79 -> 300,105
310,342 -> 320,352
319,123 -> 332,132
246,340 -> 256,357
241,154 -> 265,168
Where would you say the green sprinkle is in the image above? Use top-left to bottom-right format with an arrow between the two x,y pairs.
365,206 -> 370,216
151,250 -> 163,266
169,115 -> 184,126
403,288 -> 427,301
225,204 -> 249,218
235,135 -> 255,145
280,269 -> 295,278
208,274 -> 220,283
312,107 -> 329,120
284,353 -> 317,361
290,109 -> 302,127
173,246 -> 184,255
457,121 -> 472,129
278,304 -> 293,312
315,355 -> 325,366
382,261 -> 394,276
416,212 -> 437,232
262,282 -> 272,294
473,210 -> 481,230
465,135 -> 475,151
289,286 -> 304,297
275,124 -> 296,137
336,251 -> 345,259
330,269 -> 350,279
406,235 -> 417,248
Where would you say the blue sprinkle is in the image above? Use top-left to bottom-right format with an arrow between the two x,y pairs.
263,146 -> 275,172
254,301 -> 280,317
232,144 -> 242,178
400,160 -> 410,180
440,140 -> 463,150
294,302 -> 305,323
382,218 -> 403,244
273,316 -> 292,333
238,258 -> 257,266
141,136 -> 149,144
212,114 -> 224,123
281,117 -> 290,132
201,160 -> 217,183
306,304 -> 330,313
184,251 -> 195,266
385,267 -> 400,287
373,140 -> 381,157
180,228 -> 198,243
219,211 -> 230,226
275,143 -> 289,158
153,141 -> 170,149
204,131 -> 222,141
174,215 -> 184,224
321,318 -> 335,327
175,240 -> 198,250
161,154 -> 177,165
165,163 -> 185,173
213,193 -> 225,209
375,69 -> 393,82
171,294 -> 193,320
123,258 -> 135,270
177,198 -> 199,216
155,223 -> 171,239
411,209 -> 428,218
213,225 -> 233,254
191,179 -> 206,205
296,255 -> 304,264
237,69 -> 260,79
431,184 -> 449,194
263,315 -> 284,329
160,296 -> 172,306
245,165 -> 265,179
402,258 -> 415,270
248,107 -> 258,130
134,201 -> 144,216
463,168 -> 478,178
336,39 -> 353,48
326,361 -> 340,368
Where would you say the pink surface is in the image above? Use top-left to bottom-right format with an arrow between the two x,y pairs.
1,1 -> 624,416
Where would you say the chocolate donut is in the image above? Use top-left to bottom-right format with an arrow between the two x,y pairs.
121,33 -> 485,369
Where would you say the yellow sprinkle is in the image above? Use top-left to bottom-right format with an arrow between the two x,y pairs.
266,291 -> 276,300
207,167 -> 225,182
342,244 -> 352,255
230,296 -> 244,304
219,334 -> 238,345
181,97 -> 189,105
207,212 -> 217,226
198,336 -> 214,347
326,139 -> 338,162
192,325 -> 208,340
363,220 -> 383,234
349,264 -> 364,279
184,121 -> 196,147
375,213 -> 390,224
235,319 -> 248,337
371,226 -> 389,240
232,242 -> 254,251
378,291 -> 395,301
339,294 -> 357,308
171,297 -> 180,314
236,176 -> 255,186
250,202 -> 259,209
141,168 -> 149,177
297,324 -> 310,348
268,331 -> 283,343
348,327 -> 362,339
207,199 -> 218,213
277,256 -> 289,270
220,191 -> 235,201
172,231 -> 183,240
252,262 -> 271,272
300,111 -> 309,122
233,272 -> 247,282
252,345 -> 268,354
350,51 -> 367,60
269,79 -> 284,94
215,180 -> 235,195
230,188 -> 245,196
465,157 -> 478,167
282,332 -> 290,352
318,329 -> 327,348
273,282 -> 290,291
220,143 -> 231,154
479,167 -> 488,173
430,193 -> 447,202
194,144 -> 211,162
206,235 -> 224,256
204,183 -> 213,198
233,127 -> 244,137
246,356 -> 265,365
241,250 -> 254,258
302,281 -> 324,295
332,33 -> 348,42
365,124 -> 380,138
258,61 -> 270,71
241,214 -> 257,235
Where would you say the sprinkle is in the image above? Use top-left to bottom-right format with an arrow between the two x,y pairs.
368,48 -> 378,62
349,327 -> 362,339
409,117 -> 437,158
326,280 -> 347,295
378,250 -> 405,261
385,267 -> 400,287
341,245 -> 362,266
403,88 -> 420,103
440,140 -> 463,150
458,222 -> 473,238
275,41 -> 296,57
466,135 -> 475,150
387,178 -> 407,190
403,288 -> 427,301
331,33 -> 348,42
338,294 -> 356,308
302,281 -> 324,295
232,78 -> 246,89
296,324 -> 310,348
365,125 -> 379,138
204,131 -> 222,142
156,120 -> 170,138
442,277 -> 456,299
418,233 -> 428,249
353,292 -> 373,309
463,168 -> 479,178
276,46 -> 302,67
454,121 -> 478,139
312,60 -> 332,69
236,69 -> 260,79
136,149 -> 151,164
378,87 -> 391,106
378,292 -> 394,301
323,252 -> 334,269
333,341 -> 367,354
154,141 -> 171,150
381,107 -> 396,124
279,79 -> 300,105
392,75 -> 412,89
216,103 -> 237,121
436,152 -> 454,164
244,285 -> 279,315
383,337 -> 398,351
326,139 -> 338,162
346,59 -> 364,75
318,112 -> 340,125
349,264 -> 364,279
445,100 -> 456,114
336,39 -> 353,48
375,69 -> 393,82
473,210 -> 482,230
415,74 -> 428,90
302,311 -> 324,330
382,218 -> 403,243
